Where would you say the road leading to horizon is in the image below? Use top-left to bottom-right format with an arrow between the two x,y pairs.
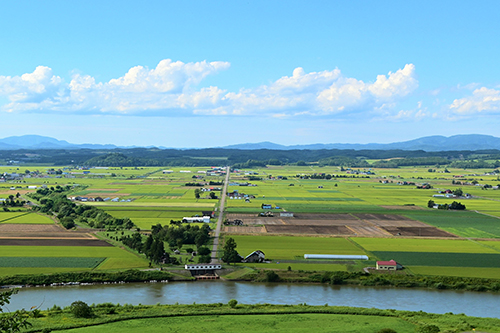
211,166 -> 230,263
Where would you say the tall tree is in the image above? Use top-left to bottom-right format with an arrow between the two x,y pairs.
222,237 -> 241,265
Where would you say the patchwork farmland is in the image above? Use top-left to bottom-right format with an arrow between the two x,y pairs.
1,163 -> 500,281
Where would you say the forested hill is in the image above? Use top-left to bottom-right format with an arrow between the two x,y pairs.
1,147 -> 500,168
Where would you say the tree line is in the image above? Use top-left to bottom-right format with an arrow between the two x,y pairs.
29,187 -> 135,229
2,147 -> 500,167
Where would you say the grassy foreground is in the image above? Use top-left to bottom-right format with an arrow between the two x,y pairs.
22,302 -> 500,333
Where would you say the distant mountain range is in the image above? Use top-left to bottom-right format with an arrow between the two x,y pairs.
1,134 -> 500,152
221,135 -> 500,151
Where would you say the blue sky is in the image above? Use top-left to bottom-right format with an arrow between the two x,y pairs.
1,1 -> 499,147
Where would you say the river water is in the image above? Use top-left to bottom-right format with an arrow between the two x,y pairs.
6,281 -> 500,319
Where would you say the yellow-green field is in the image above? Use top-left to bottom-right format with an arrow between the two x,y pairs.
0,212 -> 54,224
0,246 -> 149,275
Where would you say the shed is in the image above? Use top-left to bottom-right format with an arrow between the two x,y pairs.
376,260 -> 403,270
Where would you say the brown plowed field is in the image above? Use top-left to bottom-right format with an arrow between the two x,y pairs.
0,239 -> 113,246
266,225 -> 352,235
0,224 -> 65,233
368,219 -> 428,227
293,213 -> 357,220
223,213 -> 454,238
224,226 -> 267,234
381,227 -> 457,237
347,226 -> 392,236
282,219 -> 362,226
0,224 -> 94,239
352,214 -> 413,221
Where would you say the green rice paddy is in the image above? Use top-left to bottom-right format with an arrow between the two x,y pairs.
230,235 -> 366,260
0,212 -> 54,224
0,257 -> 105,268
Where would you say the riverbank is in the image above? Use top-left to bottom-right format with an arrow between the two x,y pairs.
0,270 -> 178,288
222,267 -> 500,293
3,267 -> 500,294
19,302 -> 500,332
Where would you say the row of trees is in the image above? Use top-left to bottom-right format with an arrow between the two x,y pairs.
427,200 -> 466,210
29,187 -> 135,229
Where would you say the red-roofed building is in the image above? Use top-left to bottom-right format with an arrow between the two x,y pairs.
376,260 -> 403,271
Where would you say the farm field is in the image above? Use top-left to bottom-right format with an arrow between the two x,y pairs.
351,238 -> 500,253
230,235 -> 366,260
1,163 -> 500,281
410,266 -> 500,279
0,212 -> 54,224
0,245 -> 149,275
372,251 -> 500,267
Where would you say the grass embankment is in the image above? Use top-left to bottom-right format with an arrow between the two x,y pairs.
0,270 -> 173,286
222,268 -> 500,292
21,303 -> 500,333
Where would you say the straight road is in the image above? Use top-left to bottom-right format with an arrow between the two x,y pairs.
211,166 -> 230,263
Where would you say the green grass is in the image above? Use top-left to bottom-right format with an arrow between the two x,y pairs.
410,266 -> 500,279
0,257 -> 105,268
0,267 -> 89,276
0,212 -> 54,224
60,313 -> 416,333
373,251 -> 500,267
235,262 -> 349,271
352,238 -> 499,253
0,212 -> 29,223
230,235 -> 366,260
0,246 -> 148,274
406,212 -> 500,238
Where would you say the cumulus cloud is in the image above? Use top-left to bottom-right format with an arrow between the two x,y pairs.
0,60 -> 418,118
449,87 -> 500,115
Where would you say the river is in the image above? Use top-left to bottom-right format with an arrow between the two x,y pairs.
5,281 -> 500,319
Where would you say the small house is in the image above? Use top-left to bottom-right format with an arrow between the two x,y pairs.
376,260 -> 403,271
243,250 -> 266,263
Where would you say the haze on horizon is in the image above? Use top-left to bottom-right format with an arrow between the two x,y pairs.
1,1 -> 499,148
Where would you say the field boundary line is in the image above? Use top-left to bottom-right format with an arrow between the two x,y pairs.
0,212 -> 30,223
467,238 -> 500,253
474,210 -> 500,220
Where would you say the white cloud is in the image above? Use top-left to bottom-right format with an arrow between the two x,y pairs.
0,61 -> 418,118
449,87 -> 500,115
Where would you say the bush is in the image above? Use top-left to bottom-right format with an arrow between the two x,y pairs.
70,301 -> 93,318
265,271 -> 280,282
377,329 -> 397,333
228,299 -> 238,308
417,324 -> 440,333
197,246 -> 211,256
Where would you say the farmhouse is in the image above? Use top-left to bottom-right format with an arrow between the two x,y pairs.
242,250 -> 266,263
376,260 -> 403,271
202,211 -> 216,218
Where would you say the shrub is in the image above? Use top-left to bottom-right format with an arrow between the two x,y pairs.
417,324 -> 440,333
265,271 -> 280,282
228,299 -> 238,308
377,329 -> 397,333
70,301 -> 93,318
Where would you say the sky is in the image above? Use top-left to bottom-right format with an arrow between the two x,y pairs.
1,1 -> 499,148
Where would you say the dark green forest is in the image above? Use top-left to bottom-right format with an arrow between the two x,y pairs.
1,147 -> 500,168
